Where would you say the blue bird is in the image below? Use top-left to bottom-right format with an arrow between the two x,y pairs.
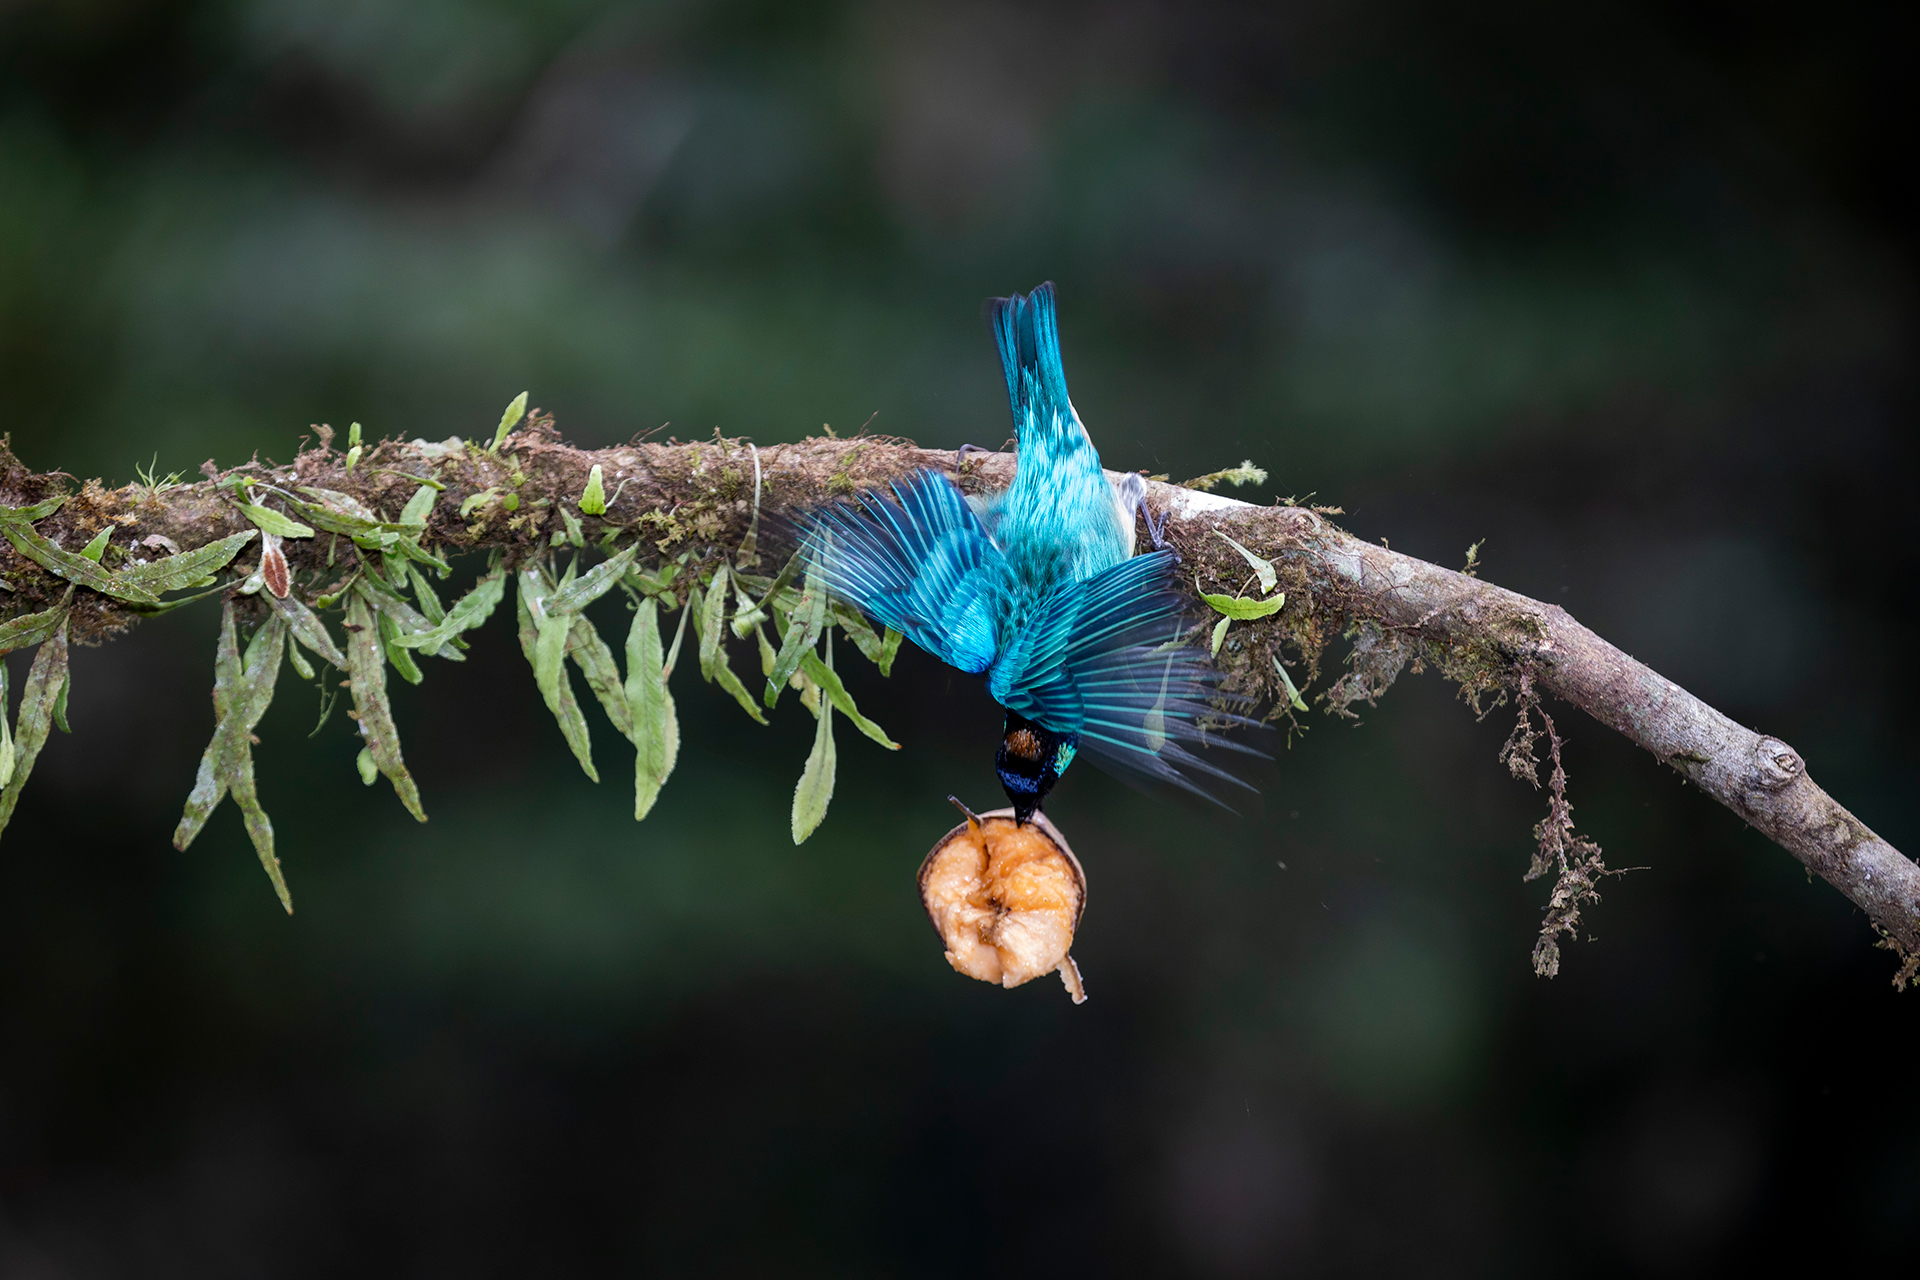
804,283 -> 1259,823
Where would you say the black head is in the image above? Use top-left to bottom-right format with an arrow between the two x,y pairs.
996,710 -> 1080,825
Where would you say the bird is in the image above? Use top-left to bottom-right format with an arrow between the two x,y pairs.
802,282 -> 1259,824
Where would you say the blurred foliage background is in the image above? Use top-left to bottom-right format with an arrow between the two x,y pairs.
2,0 -> 1916,1273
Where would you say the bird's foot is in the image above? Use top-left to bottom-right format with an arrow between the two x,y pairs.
1143,500 -> 1174,554
955,443 -> 991,470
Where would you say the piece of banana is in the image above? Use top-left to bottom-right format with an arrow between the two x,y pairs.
918,799 -> 1087,1004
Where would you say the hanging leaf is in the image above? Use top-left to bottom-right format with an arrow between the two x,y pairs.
567,614 -> 632,739
878,627 -> 903,677
625,598 -> 681,820
542,543 -> 639,616
0,588 -> 74,655
344,593 -> 426,821
0,620 -> 70,844
1214,530 -> 1279,595
518,570 -> 599,782
386,572 -> 504,653
269,593 -> 348,669
765,572 -> 827,708
1273,655 -> 1310,712
377,610 -> 425,685
695,575 -> 725,681
830,603 -> 888,668
0,666 -> 12,790
798,651 -> 899,749
170,604 -> 294,910
407,563 -> 447,626
1211,615 -> 1231,658
791,637 -> 837,845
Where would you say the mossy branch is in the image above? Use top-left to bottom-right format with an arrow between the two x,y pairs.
0,420 -> 1912,983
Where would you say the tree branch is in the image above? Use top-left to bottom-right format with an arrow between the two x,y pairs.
2,425 -> 1913,978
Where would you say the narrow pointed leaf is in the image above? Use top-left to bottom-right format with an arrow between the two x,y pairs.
237,503 -> 315,538
0,588 -> 74,654
1197,577 -> 1286,621
624,598 -> 680,820
344,593 -> 426,821
492,391 -> 528,450
878,627 -> 903,677
798,651 -> 899,749
1273,655 -> 1310,712
0,621 -> 70,843
0,495 -> 68,522
697,575 -> 726,681
542,543 -> 639,616
765,574 -> 826,708
1,521 -> 159,604
1211,615 -> 1231,657
567,614 -> 632,739
1214,530 -> 1279,595
830,603 -> 887,667
269,592 -> 348,669
518,571 -> 599,782
388,572 -> 504,652
399,484 -> 437,528
0,666 -> 13,789
378,611 -> 425,685
118,529 -> 259,595
791,666 -> 836,845
79,526 -> 113,562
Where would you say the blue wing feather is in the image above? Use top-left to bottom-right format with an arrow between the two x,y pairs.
802,471 -> 1008,675
993,550 -> 1264,806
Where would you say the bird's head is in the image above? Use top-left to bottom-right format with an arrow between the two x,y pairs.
995,710 -> 1079,825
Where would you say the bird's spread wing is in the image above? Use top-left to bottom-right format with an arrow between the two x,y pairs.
991,550 -> 1265,806
802,470 -> 1007,675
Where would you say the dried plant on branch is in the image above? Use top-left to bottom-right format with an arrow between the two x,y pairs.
1,401 -> 1914,987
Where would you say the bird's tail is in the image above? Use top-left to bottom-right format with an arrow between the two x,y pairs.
989,282 -> 1076,445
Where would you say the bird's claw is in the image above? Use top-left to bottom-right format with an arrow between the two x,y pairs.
1143,501 -> 1174,554
955,443 -> 989,469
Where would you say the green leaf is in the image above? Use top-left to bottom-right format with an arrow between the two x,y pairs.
286,636 -> 314,681
567,614 -> 632,739
799,651 -> 900,749
399,483 -> 437,528
378,610 -> 425,685
118,529 -> 259,594
79,526 -> 114,562
830,603 -> 887,668
356,577 -> 459,662
694,578 -> 723,681
387,572 -> 504,652
0,495 -> 69,522
170,603 -> 293,910
407,563 -> 446,626
285,489 -> 418,539
518,570 -> 599,782
1211,615 -> 1231,658
492,391 -> 528,451
51,673 -> 69,733
624,597 -> 680,820
560,507 -> 585,549
790,639 -> 837,845
765,573 -> 826,708
542,543 -> 638,616
0,666 -> 12,790
0,619 -> 69,843
1273,655 -> 1309,712
344,593 -> 426,821
878,627 -> 903,677
662,598 -> 691,678
710,639 -> 770,725
578,464 -> 607,516
269,593 -> 348,669
1197,577 -> 1286,621
355,747 -> 378,785
1214,530 -> 1278,595
0,589 -> 73,655
237,503 -> 316,538
459,487 -> 504,519
1,521 -> 160,605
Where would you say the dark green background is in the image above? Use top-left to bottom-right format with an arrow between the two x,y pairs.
2,1 -> 1914,1273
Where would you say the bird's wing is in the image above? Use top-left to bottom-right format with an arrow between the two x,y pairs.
992,550 -> 1266,806
802,470 -> 1007,675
